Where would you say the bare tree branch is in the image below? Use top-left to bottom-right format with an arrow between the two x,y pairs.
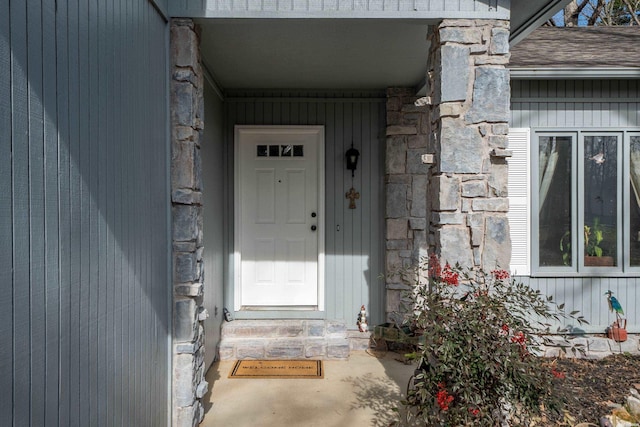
564,0 -> 580,26
587,0 -> 607,25
575,0 -> 591,14
561,0 -> 640,26
622,0 -> 640,24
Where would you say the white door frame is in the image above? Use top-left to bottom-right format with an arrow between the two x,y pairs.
233,125 -> 325,312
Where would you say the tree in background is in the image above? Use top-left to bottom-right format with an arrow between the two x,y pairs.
601,0 -> 640,24
548,0 -> 640,26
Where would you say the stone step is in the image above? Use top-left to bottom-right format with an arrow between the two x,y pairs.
218,319 -> 371,360
347,330 -> 374,351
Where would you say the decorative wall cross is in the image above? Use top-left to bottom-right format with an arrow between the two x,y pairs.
345,187 -> 360,209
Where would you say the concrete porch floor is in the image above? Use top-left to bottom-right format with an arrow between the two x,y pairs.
200,351 -> 417,427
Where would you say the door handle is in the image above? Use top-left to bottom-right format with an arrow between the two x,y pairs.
311,212 -> 317,218
311,225 -> 317,231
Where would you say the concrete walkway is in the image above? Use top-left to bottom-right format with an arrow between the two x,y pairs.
200,351 -> 417,427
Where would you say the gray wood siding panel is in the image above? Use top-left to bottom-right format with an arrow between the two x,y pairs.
78,0 -> 91,422
97,1 -> 107,423
67,1 -> 82,424
516,276 -> 640,333
43,0 -> 61,424
170,0 -> 505,18
28,1 -> 47,421
224,94 -> 386,325
11,1 -> 32,423
88,1 -> 100,423
511,80 -> 640,128
0,0 -> 12,422
1,0 -> 170,426
103,2 -> 115,422
202,83 -> 225,372
512,100 -> 640,128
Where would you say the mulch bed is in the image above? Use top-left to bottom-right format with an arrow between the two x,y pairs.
388,346 -> 640,425
551,353 -> 640,424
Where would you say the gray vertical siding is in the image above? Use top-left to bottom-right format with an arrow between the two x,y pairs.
0,1 -> 170,426
223,91 -> 387,326
511,80 -> 640,128
511,79 -> 640,333
202,80 -> 225,371
517,276 -> 640,334
0,0 -> 12,421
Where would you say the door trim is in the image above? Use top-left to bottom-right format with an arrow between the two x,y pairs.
233,125 -> 325,313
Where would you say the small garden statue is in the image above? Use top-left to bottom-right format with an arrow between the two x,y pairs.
357,305 -> 368,332
606,290 -> 627,342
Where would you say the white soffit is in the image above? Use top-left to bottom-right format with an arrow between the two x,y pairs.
196,19 -> 431,90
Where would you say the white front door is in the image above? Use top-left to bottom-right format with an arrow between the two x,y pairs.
235,126 -> 324,308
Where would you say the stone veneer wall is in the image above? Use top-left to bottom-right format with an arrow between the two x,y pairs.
385,88 -> 431,314
170,19 -> 208,427
385,19 -> 512,317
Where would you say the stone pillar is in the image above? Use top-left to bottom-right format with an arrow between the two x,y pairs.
170,19 -> 208,427
427,19 -> 511,271
384,88 -> 430,315
384,19 -> 512,319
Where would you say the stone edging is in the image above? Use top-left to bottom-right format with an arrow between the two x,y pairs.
541,334 -> 640,359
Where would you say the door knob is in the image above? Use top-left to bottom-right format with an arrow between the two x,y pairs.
311,225 -> 317,231
311,212 -> 317,218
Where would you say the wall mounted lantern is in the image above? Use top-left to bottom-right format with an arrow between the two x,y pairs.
345,144 -> 360,177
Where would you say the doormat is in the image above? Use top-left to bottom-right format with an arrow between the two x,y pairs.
229,360 -> 324,379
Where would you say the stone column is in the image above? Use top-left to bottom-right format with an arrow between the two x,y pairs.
428,19 -> 512,270
384,88 -> 430,315
384,19 -> 512,319
170,19 -> 208,427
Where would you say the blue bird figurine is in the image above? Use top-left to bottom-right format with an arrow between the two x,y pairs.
605,290 -> 624,319
605,290 -> 627,341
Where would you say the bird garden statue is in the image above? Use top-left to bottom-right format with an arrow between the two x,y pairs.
606,290 -> 624,319
605,290 -> 627,342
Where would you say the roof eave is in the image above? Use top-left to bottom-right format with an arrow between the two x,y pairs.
510,67 -> 640,79
510,0 -> 573,46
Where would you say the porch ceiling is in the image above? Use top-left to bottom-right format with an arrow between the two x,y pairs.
196,19 -> 431,91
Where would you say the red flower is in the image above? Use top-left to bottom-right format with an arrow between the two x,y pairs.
441,263 -> 459,286
498,324 -> 509,336
469,407 -> 480,416
510,331 -> 526,344
551,369 -> 565,379
436,383 -> 454,411
492,269 -> 510,280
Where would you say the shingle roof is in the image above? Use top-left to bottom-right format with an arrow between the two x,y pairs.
509,26 -> 640,68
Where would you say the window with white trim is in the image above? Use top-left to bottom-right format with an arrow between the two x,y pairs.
510,130 -> 640,275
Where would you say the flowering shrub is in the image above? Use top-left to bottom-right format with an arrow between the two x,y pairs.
400,255 -> 588,426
